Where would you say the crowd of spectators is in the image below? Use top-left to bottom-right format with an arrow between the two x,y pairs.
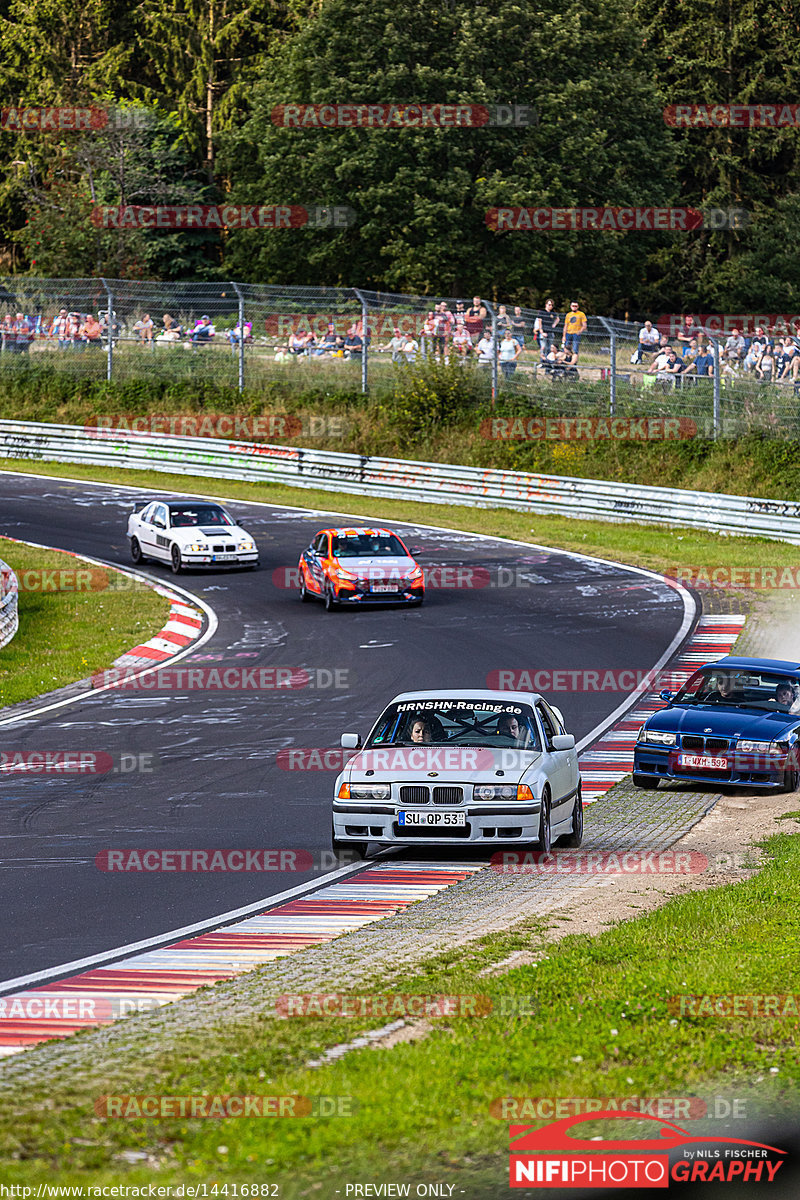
635,314 -> 800,389
0,309 -> 255,353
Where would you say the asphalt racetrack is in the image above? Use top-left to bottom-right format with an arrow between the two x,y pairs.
0,471 -> 689,983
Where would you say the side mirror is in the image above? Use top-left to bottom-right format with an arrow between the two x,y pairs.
340,733 -> 361,749
552,733 -> 575,751
660,690 -> 675,702
409,546 -> 425,556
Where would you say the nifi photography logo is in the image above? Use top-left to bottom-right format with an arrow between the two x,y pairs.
508,1113 -> 787,1188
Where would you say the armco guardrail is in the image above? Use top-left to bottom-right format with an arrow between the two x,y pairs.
0,419 -> 799,543
0,558 -> 19,649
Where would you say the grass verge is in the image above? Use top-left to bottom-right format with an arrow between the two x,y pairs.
0,536 -> 170,708
2,831 -> 800,1190
1,455 -> 798,584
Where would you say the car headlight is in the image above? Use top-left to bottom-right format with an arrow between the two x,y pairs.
406,566 -> 424,581
332,566 -> 356,581
188,543 -> 209,552
473,784 -> 534,801
642,730 -> 677,745
345,783 -> 391,801
738,740 -> 785,755
238,540 -> 255,551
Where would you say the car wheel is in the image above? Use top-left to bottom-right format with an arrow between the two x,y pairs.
130,536 -> 144,564
537,788 -> 552,852
299,577 -> 312,603
632,773 -> 658,789
782,765 -> 800,793
324,584 -> 339,612
558,785 -> 583,848
331,824 -> 367,862
170,544 -> 183,574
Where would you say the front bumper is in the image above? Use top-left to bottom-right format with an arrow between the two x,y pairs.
333,585 -> 424,604
332,801 -> 541,844
180,551 -> 259,569
634,745 -> 786,788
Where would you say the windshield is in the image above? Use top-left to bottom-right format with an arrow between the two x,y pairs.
366,700 -> 542,750
674,668 -> 800,712
332,533 -> 407,558
169,505 -> 234,528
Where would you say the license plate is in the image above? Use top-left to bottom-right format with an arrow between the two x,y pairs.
679,753 -> 728,770
398,811 -> 466,827
214,553 -> 237,561
372,584 -> 397,593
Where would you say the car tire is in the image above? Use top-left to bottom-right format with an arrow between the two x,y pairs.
331,824 -> 367,863
170,544 -> 183,574
632,772 -> 658,789
537,788 -> 552,853
558,785 -> 583,848
782,765 -> 800,793
324,584 -> 339,612
300,577 -> 312,603
130,536 -> 144,565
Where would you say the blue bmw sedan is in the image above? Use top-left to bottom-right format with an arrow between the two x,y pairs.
633,656 -> 800,792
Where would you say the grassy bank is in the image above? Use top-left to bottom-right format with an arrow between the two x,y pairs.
0,363 -> 799,500
2,830 -> 799,1190
0,537 -> 170,708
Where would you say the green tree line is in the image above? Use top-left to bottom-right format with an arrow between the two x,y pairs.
0,0 -> 798,312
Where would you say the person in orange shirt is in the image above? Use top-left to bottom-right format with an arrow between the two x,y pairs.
562,301 -> 587,359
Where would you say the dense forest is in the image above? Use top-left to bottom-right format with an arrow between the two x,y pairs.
0,0 -> 799,313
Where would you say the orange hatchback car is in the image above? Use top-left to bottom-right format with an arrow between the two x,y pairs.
298,526 -> 425,611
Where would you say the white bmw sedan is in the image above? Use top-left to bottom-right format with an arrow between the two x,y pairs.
332,689 -> 582,860
127,500 -> 259,573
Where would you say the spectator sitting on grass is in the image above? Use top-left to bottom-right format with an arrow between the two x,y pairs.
634,320 -> 660,363
158,314 -> 183,342
724,328 -> 745,361
743,340 -> 762,373
50,308 -> 70,348
79,313 -> 102,346
683,337 -> 700,366
344,330 -> 363,358
401,334 -> 419,363
191,315 -> 215,344
756,345 -> 775,380
288,330 -> 307,355
133,313 -> 154,344
691,346 -> 714,378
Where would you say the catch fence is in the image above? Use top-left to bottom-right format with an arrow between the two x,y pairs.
0,277 -> 797,438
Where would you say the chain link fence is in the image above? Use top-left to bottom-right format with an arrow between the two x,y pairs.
0,277 -> 797,438
0,559 -> 19,649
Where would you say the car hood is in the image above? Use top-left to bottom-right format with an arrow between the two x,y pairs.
648,704 -> 798,740
173,525 -> 248,541
343,745 -> 541,784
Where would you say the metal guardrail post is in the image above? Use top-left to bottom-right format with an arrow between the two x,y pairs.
100,278 -> 113,383
598,316 -> 616,417
231,282 -> 245,393
711,337 -> 721,439
353,288 -> 369,394
484,300 -> 497,403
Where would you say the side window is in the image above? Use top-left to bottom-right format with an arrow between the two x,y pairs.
139,504 -> 154,524
314,533 -> 328,554
540,700 -> 566,736
153,505 -> 167,529
536,703 -> 557,747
